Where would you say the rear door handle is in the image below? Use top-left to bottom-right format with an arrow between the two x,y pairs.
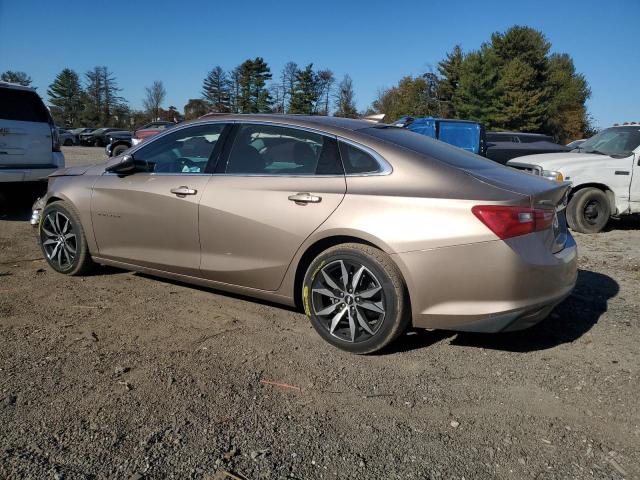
170,186 -> 197,196
288,192 -> 322,204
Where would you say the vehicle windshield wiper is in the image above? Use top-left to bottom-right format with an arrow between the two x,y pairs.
583,149 -> 606,155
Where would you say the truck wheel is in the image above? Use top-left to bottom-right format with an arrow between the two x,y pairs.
566,187 -> 610,234
112,144 -> 128,157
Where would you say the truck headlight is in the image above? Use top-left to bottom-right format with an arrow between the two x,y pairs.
542,170 -> 564,182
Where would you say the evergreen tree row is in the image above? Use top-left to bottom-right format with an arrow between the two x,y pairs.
372,26 -> 593,142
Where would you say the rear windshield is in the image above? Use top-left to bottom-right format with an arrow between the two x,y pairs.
0,87 -> 50,123
361,126 -> 497,170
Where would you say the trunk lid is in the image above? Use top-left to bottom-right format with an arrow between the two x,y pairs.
463,163 -> 570,253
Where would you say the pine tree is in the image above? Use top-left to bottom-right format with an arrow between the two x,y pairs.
437,45 -> 463,118
82,66 -> 125,126
545,53 -> 591,143
334,75 -> 358,118
288,64 -> 318,114
1,70 -> 33,86
236,58 -> 272,113
47,68 -> 83,127
202,66 -> 231,112
83,67 -> 104,126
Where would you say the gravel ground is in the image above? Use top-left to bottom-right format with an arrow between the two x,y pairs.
1,146 -> 639,479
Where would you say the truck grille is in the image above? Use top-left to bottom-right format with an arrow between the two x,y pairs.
509,163 -> 542,175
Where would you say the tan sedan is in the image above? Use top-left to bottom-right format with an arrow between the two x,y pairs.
32,115 -> 577,353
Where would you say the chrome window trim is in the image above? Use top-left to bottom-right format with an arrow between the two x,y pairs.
337,137 -> 393,177
126,120 -> 231,156
108,119 -> 393,178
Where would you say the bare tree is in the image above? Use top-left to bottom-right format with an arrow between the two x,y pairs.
280,62 -> 298,113
315,69 -> 334,115
334,74 -> 357,118
143,80 -> 167,121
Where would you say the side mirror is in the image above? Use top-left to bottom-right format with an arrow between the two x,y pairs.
105,154 -> 137,174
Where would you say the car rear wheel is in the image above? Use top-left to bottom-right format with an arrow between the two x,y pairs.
302,243 -> 410,354
39,201 -> 94,275
567,187 -> 610,234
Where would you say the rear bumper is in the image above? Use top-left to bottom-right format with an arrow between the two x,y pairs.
393,233 -> 578,332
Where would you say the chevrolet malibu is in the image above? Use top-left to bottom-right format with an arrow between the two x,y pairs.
32,115 -> 577,353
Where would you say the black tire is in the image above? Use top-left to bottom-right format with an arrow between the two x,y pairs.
566,187 -> 611,234
39,201 -> 94,275
302,243 -> 410,354
111,144 -> 128,157
63,139 -> 73,146
94,139 -> 102,147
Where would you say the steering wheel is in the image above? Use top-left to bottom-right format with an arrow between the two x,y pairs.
176,157 -> 200,172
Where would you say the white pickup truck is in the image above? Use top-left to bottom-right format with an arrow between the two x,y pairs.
508,124 -> 640,233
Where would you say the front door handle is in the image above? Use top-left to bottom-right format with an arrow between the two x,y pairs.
170,186 -> 197,197
288,192 -> 322,204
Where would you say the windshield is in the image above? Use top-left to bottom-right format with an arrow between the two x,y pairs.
578,127 -> 640,157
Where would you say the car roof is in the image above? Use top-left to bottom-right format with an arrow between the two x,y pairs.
196,114 -> 377,136
0,81 -> 36,92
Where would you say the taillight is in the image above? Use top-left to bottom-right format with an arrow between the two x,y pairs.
51,124 -> 61,152
472,205 -> 555,240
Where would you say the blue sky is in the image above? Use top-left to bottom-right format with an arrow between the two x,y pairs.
1,0 -> 638,129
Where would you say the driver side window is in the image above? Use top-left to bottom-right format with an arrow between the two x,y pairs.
133,123 -> 226,174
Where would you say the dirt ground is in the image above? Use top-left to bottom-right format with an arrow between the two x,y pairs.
1,147 -> 639,479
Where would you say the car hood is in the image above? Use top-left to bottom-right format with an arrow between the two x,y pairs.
507,152 -> 609,170
49,166 -> 92,177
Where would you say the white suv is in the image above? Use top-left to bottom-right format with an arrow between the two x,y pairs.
0,81 -> 64,184
508,124 -> 640,233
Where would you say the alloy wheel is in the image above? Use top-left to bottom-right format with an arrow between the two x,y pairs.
41,211 -> 77,270
311,259 -> 386,343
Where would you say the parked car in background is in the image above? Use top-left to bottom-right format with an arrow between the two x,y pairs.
105,131 -> 132,157
566,139 -> 586,149
0,81 -> 64,184
486,131 -> 555,143
485,131 -> 570,164
132,121 -> 176,146
393,116 -> 486,155
57,128 -> 75,146
31,114 -> 576,354
68,127 -> 95,145
80,128 -> 129,147
508,124 -> 640,233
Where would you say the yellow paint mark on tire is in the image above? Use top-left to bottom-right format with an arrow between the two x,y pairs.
303,286 -> 311,317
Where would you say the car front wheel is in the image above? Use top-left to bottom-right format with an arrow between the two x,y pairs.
566,187 -> 611,234
303,243 -> 410,354
39,201 -> 94,275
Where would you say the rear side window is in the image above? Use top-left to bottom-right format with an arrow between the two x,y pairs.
225,124 -> 342,175
338,141 -> 382,174
362,125 -> 497,170
0,88 -> 50,123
